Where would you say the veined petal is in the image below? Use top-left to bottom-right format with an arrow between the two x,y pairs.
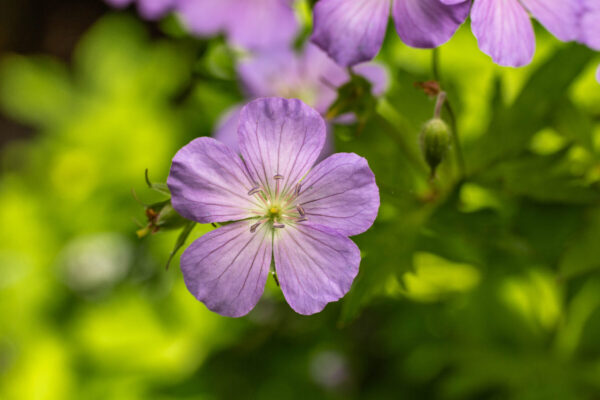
296,153 -> 379,236
181,221 -> 272,317
392,0 -> 470,48
471,0 -> 535,67
274,223 -> 360,315
176,0 -> 234,37
311,0 -> 390,67
519,0 -> 580,42
238,98 -> 326,196
226,0 -> 299,50
167,137 -> 260,223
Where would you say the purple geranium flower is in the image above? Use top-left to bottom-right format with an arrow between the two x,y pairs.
105,0 -> 175,20
167,97 -> 379,317
176,0 -> 299,51
310,0 -> 471,66
214,44 -> 388,155
469,0 -> 581,67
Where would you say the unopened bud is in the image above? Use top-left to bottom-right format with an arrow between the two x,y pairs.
420,118 -> 450,178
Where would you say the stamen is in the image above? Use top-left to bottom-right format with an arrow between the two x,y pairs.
273,223 -> 285,229
296,217 -> 308,223
250,221 -> 262,233
274,174 -> 284,199
296,204 -> 305,217
294,184 -> 302,197
248,186 -> 261,196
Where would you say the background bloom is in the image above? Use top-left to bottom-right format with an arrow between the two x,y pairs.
105,0 -> 175,20
176,0 -> 299,51
311,0 -> 470,66
167,98 -> 379,317
470,0 -> 581,67
214,44 -> 388,154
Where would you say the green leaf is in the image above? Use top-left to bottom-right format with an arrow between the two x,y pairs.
475,147 -> 600,204
559,208 -> 600,279
467,44 -> 594,173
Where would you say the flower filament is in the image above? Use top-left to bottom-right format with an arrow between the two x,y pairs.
247,174 -> 308,233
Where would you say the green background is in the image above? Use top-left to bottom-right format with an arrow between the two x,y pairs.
1,1 -> 600,399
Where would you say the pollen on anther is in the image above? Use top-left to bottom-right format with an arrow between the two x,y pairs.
248,186 -> 261,196
250,221 -> 262,233
273,223 -> 285,229
296,204 -> 305,217
273,174 -> 284,180
296,217 -> 308,223
294,184 -> 301,196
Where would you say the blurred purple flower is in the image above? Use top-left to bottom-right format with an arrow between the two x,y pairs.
176,0 -> 299,51
105,0 -> 175,20
168,97 -> 379,317
310,0 -> 471,66
577,0 -> 600,83
469,0 -> 581,67
214,44 -> 388,155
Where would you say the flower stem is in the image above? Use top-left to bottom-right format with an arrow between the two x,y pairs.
431,49 -> 466,178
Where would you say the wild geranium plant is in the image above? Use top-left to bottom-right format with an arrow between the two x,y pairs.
167,98 -> 379,317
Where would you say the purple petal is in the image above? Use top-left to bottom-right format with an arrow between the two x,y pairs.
519,0 -> 580,42
352,63 -> 389,96
214,106 -> 243,153
176,0 -> 233,37
138,0 -> 174,19
167,137 -> 260,223
181,221 -> 272,317
226,0 -> 299,51
471,0 -> 535,67
439,0 -> 469,4
296,153 -> 379,236
237,98 -> 326,195
391,0 -> 469,48
311,0 -> 390,67
237,49 -> 299,98
273,223 -> 360,315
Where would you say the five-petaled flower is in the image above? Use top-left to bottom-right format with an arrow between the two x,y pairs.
167,97 -> 380,317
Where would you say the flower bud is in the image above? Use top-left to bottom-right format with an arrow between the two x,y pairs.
420,118 -> 450,177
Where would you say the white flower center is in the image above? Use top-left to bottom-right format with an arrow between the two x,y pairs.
247,174 -> 307,233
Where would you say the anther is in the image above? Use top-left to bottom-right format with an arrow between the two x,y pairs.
296,217 -> 308,223
250,221 -> 262,233
273,174 -> 284,180
273,223 -> 285,229
296,204 -> 305,217
248,186 -> 261,196
294,184 -> 302,197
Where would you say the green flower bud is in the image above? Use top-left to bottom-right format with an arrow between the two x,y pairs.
420,118 -> 450,177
